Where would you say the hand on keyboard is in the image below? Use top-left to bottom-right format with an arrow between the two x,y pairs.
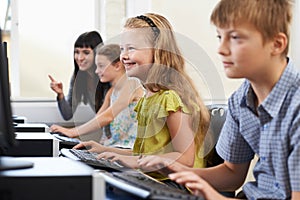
101,170 -> 204,200
72,140 -> 107,153
137,155 -> 176,176
50,131 -> 65,136
50,124 -> 78,138
97,151 -> 139,169
65,149 -> 129,172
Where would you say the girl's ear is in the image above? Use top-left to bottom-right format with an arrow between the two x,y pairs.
114,61 -> 124,71
271,32 -> 288,56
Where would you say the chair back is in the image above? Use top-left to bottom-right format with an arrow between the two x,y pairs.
205,104 -> 228,167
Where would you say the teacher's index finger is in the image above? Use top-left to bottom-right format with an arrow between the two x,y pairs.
48,74 -> 56,82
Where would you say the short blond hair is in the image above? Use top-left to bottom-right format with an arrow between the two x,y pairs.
210,0 -> 293,56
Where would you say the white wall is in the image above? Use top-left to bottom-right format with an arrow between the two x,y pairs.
10,0 -> 299,124
11,0 -> 299,100
149,0 -> 300,102
11,0 -> 96,98
151,0 -> 234,103
10,0 -> 239,101
290,0 -> 300,67
11,101 -> 95,126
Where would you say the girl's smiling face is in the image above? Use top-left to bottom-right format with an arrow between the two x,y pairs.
120,28 -> 154,82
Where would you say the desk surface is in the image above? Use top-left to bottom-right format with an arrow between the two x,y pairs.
0,157 -> 94,177
15,132 -> 57,140
15,123 -> 49,128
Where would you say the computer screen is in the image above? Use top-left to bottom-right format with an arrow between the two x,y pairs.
0,27 -> 33,170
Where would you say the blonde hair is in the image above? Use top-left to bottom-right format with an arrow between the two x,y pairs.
210,0 -> 293,56
124,13 -> 210,154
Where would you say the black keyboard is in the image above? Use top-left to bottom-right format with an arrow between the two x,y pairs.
101,170 -> 204,200
61,148 -> 128,172
51,132 -> 81,146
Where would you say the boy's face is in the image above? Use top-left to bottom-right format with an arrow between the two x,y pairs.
216,22 -> 274,80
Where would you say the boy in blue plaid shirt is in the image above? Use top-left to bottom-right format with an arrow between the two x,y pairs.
153,0 -> 300,199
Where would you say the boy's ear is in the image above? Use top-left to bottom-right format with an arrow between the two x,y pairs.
271,32 -> 288,56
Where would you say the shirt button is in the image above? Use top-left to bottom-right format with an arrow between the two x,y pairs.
262,124 -> 269,130
275,182 -> 280,189
261,156 -> 266,161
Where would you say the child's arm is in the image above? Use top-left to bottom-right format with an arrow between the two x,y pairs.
170,161 -> 249,191
292,192 -> 300,200
53,79 -> 143,138
139,156 -> 250,193
137,110 -> 196,168
196,161 -> 250,191
49,88 -> 113,138
165,110 -> 196,166
168,161 -> 250,199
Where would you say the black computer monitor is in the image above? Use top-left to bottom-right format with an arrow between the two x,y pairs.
0,27 -> 33,170
2,41 -> 10,95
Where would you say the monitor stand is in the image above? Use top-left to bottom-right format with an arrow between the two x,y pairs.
0,156 -> 34,171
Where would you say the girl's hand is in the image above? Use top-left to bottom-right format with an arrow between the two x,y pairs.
137,155 -> 192,175
50,124 -> 78,138
98,152 -> 139,169
169,171 -> 231,200
137,155 -> 173,173
73,140 -> 108,153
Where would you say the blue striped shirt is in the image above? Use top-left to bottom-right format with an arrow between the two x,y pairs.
216,59 -> 300,200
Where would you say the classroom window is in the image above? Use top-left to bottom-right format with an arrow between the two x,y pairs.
8,0 -> 96,99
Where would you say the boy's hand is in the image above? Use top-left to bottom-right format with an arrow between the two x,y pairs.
169,171 -> 230,200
